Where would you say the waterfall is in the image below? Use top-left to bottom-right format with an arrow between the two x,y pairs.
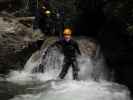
7,43 -> 108,82
6,38 -> 131,100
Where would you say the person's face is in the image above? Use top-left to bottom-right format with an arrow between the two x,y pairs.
64,35 -> 71,42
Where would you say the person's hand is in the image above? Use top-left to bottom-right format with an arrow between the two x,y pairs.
32,29 -> 43,40
33,29 -> 41,35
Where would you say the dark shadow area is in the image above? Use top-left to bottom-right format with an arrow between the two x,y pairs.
98,17 -> 133,96
71,0 -> 133,96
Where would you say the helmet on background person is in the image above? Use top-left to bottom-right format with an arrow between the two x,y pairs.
45,10 -> 51,15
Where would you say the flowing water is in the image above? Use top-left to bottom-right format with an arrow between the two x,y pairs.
2,43 -> 132,100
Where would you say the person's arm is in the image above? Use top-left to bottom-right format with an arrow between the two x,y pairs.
33,9 -> 41,30
75,42 -> 81,55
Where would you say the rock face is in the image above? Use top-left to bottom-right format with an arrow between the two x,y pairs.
0,16 -> 41,74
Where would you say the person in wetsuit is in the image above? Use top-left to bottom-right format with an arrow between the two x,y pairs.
53,28 -> 81,80
37,28 -> 81,80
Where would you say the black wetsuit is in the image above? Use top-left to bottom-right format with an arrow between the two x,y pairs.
54,39 -> 81,80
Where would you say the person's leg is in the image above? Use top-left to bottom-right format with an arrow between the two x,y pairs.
72,59 -> 79,80
58,60 -> 70,79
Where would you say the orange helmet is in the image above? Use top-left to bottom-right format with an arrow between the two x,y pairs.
63,28 -> 72,35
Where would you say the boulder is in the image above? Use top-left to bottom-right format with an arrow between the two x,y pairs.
0,16 -> 43,74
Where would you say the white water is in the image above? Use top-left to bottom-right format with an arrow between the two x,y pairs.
6,46 -> 131,100
11,80 -> 131,100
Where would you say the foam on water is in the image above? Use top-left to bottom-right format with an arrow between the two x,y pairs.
6,46 -> 132,100
6,49 -> 107,84
11,80 -> 131,100
6,55 -> 105,84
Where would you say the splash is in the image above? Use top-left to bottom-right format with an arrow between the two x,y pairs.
11,80 -> 131,100
6,44 -> 131,100
7,45 -> 107,83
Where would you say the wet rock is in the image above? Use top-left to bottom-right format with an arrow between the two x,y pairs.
41,36 -> 97,57
0,16 -> 43,74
